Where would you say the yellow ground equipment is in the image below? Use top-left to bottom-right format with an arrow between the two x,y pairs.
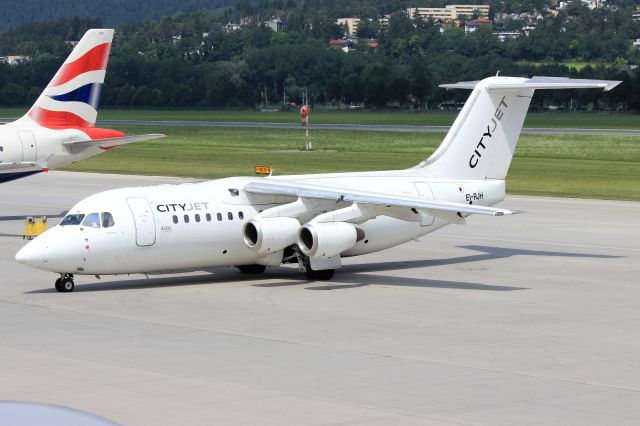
23,216 -> 47,240
255,165 -> 272,175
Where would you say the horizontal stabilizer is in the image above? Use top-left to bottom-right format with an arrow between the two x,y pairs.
62,133 -> 165,148
245,180 -> 515,217
440,76 -> 621,91
0,162 -> 42,172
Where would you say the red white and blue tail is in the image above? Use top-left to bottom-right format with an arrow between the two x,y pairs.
22,29 -> 113,129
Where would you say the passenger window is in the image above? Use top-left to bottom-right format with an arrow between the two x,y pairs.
195,214 -> 201,223
238,211 -> 244,220
206,213 -> 211,222
101,212 -> 115,228
184,215 -> 190,223
228,212 -> 233,220
60,214 -> 85,226
217,213 -> 222,221
173,215 -> 178,224
82,213 -> 101,228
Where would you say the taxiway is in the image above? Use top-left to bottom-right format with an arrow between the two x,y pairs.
1,172 -> 639,425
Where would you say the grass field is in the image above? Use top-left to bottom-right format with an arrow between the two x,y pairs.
61,126 -> 640,201
517,60 -> 600,71
1,108 -> 640,129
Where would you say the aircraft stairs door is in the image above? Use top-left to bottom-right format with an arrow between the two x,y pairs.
127,197 -> 156,246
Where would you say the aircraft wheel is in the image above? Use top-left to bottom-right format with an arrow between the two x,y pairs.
236,264 -> 267,274
59,277 -> 75,293
316,269 -> 335,280
305,269 -> 334,281
54,278 -> 62,292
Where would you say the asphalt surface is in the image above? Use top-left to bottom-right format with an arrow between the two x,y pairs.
2,118 -> 640,135
1,171 -> 639,425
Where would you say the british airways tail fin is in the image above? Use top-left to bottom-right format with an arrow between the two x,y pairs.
20,29 -> 114,128
415,76 -> 620,180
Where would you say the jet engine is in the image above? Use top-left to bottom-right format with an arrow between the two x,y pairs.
297,222 -> 358,258
243,217 -> 300,254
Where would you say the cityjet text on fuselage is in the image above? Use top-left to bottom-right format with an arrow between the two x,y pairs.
156,202 -> 210,213
469,95 -> 508,169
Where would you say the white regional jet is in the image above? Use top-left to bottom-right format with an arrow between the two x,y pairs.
0,29 -> 162,183
16,76 -> 619,292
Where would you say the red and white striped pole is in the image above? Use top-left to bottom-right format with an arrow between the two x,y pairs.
300,105 -> 311,151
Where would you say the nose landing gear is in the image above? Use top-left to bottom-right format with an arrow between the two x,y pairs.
55,274 -> 75,292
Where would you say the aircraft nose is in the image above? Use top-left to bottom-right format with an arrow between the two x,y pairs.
15,238 -> 47,268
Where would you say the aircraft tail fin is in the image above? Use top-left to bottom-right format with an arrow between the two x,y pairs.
416,76 -> 620,180
21,29 -> 114,129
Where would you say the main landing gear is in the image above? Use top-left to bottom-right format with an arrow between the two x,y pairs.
305,268 -> 335,281
55,274 -> 74,292
236,264 -> 267,274
293,246 -> 335,281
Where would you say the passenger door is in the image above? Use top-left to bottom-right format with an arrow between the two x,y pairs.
127,197 -> 156,246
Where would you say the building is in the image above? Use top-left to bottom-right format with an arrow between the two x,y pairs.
522,23 -> 537,35
222,23 -> 241,32
633,10 -> 640,22
329,39 -> 348,49
496,31 -> 521,42
336,18 -> 360,37
452,4 -> 491,19
407,4 -> 490,22
581,0 -> 606,10
0,55 -> 31,65
407,7 -> 454,21
263,18 -> 286,32
465,18 -> 492,32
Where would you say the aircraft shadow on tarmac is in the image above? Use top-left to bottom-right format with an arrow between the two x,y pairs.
25,244 -> 620,294
256,244 -> 621,291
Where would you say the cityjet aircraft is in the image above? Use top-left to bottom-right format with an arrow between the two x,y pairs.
0,29 -> 162,183
16,76 -> 619,292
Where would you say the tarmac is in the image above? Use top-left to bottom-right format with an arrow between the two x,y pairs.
1,171 -> 639,425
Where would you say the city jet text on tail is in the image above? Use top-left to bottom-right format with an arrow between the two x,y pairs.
15,76 -> 620,292
0,29 -> 163,183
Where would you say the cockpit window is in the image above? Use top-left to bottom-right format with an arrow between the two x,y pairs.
60,214 -> 85,226
101,212 -> 115,228
82,213 -> 101,228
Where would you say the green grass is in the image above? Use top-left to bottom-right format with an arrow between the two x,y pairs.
2,108 -> 640,129
518,60 -> 600,71
61,126 -> 640,201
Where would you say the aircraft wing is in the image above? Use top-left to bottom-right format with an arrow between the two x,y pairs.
244,180 -> 515,217
62,133 -> 165,148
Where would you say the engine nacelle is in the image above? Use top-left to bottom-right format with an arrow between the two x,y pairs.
243,217 -> 300,254
297,222 -> 357,258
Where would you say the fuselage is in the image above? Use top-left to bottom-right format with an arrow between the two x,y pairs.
16,172 -> 505,275
0,123 -> 122,183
